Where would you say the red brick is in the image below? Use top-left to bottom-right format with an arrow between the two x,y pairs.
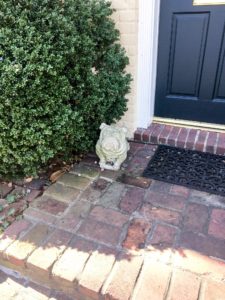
206,132 -> 218,153
150,124 -> 165,143
118,174 -> 151,189
133,259 -> 171,300
0,219 -> 31,255
78,247 -> 116,300
31,197 -> 68,216
149,224 -> 178,248
173,248 -> 225,280
5,224 -> 51,267
140,203 -> 181,226
167,270 -> 200,300
142,129 -> 151,142
186,129 -> 198,150
23,207 -> 57,225
52,237 -> 96,285
202,280 -> 225,300
195,130 -> 208,152
122,218 -> 151,250
208,209 -> 225,240
167,126 -> 181,147
150,180 -> 173,193
27,229 -> 72,274
183,203 -> 209,233
170,185 -> 190,198
119,187 -> 145,213
55,215 -> 81,232
177,128 -> 190,148
128,142 -> 145,156
134,128 -> 144,141
145,191 -> 186,211
90,206 -> 128,227
103,253 -> 143,300
216,132 -> 225,155
0,183 -> 13,197
78,218 -> 121,247
179,231 -> 225,260
158,125 -> 172,144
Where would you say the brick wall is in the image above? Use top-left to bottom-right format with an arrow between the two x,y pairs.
111,0 -> 139,136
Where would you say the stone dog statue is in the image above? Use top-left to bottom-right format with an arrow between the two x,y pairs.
96,123 -> 130,171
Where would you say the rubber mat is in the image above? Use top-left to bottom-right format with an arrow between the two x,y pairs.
143,145 -> 225,197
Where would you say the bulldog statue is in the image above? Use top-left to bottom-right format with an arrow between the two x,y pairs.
96,123 -> 130,171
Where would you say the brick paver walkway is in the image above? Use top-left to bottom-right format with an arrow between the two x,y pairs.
0,142 -> 225,299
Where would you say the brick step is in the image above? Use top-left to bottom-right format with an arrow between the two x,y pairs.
134,123 -> 225,155
0,223 -> 225,300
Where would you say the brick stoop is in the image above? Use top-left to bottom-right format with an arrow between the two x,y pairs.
134,123 -> 225,155
0,144 -> 225,299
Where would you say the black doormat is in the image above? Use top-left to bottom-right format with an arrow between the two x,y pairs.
143,145 -> 225,196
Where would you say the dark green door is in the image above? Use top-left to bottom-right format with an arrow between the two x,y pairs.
155,0 -> 225,124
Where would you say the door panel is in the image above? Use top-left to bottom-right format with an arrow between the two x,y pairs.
168,13 -> 209,97
155,0 -> 225,124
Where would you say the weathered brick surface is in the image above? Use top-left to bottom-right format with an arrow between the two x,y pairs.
133,259 -> 171,300
179,231 -> 225,260
145,190 -> 186,211
78,247 -> 116,300
119,187 -> 145,213
23,207 -> 57,225
208,209 -> 225,240
103,254 -> 143,300
78,218 -> 121,247
99,182 -> 124,209
5,224 -> 51,267
140,203 -> 181,226
44,183 -> 80,203
57,173 -> 91,190
170,185 -> 190,198
27,229 -> 72,275
206,132 -> 218,153
52,237 -> 96,285
195,130 -> 208,152
70,164 -> 100,179
150,180 -> 173,193
149,224 -> 178,248
90,206 -> 128,227
122,218 -> 151,250
31,196 -> 68,216
118,174 -> 152,189
182,203 -> 209,233
167,270 -> 200,300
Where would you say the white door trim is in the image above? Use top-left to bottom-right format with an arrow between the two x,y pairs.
136,0 -> 160,128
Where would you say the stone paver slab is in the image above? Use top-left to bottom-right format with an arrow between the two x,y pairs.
31,196 -> 68,216
44,183 -> 80,203
57,173 -> 91,190
99,182 -> 124,209
70,164 -> 100,179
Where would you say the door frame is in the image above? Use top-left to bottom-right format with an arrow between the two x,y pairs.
136,0 -> 161,128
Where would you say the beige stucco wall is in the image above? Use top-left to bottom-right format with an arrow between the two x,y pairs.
111,0 -> 139,136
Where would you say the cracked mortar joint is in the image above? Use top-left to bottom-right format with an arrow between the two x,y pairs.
96,123 -> 130,171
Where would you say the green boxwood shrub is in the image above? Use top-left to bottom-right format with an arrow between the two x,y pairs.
0,0 -> 131,178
